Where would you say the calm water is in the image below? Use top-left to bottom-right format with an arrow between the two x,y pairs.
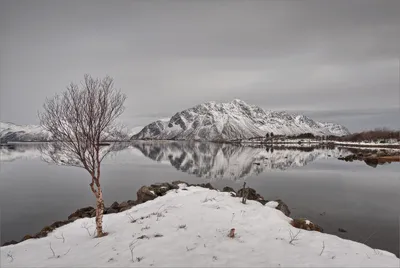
0,142 -> 399,256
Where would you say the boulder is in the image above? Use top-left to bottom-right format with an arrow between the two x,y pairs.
191,183 -> 215,190
119,205 -> 133,212
275,199 -> 291,217
35,226 -> 55,238
291,218 -> 323,232
127,200 -> 137,206
104,207 -> 118,214
68,206 -> 95,220
110,201 -> 119,209
364,158 -> 378,168
237,187 -> 263,201
222,186 -> 236,194
171,180 -> 188,186
50,220 -> 73,229
20,234 -> 34,242
118,201 -> 129,209
2,240 -> 18,246
150,182 -> 178,196
136,186 -> 158,204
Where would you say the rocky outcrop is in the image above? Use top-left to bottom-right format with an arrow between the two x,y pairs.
275,199 -> 291,217
2,240 -> 18,246
68,206 -> 95,220
291,218 -> 323,232
237,187 -> 266,204
222,186 -> 235,193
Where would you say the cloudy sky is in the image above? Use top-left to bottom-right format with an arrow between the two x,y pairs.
0,0 -> 399,132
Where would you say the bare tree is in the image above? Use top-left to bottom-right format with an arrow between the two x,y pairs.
38,74 -> 126,237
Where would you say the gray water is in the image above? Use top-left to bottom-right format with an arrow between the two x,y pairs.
0,142 -> 399,256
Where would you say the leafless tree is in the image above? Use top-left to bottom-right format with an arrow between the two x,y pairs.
38,75 -> 126,237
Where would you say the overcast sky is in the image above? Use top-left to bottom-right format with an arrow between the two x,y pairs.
0,0 -> 399,132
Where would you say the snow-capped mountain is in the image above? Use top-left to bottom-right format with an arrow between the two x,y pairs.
0,122 -> 51,143
0,122 -> 133,143
131,141 -> 349,181
132,99 -> 350,141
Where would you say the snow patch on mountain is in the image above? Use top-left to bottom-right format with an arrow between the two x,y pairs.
132,99 -> 350,141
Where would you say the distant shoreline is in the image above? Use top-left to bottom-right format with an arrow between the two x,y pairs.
2,139 -> 400,150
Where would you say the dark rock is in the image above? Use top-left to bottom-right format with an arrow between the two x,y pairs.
127,200 -> 137,206
68,206 -> 95,220
119,206 -> 133,212
257,200 -> 268,205
136,186 -> 158,204
104,207 -> 118,214
364,158 -> 378,168
90,210 -> 96,217
50,220 -> 73,229
192,183 -> 215,190
291,218 -> 323,232
222,186 -> 235,193
21,234 -> 34,242
110,201 -> 119,209
35,226 -> 55,238
171,180 -> 187,186
275,199 -> 291,217
2,240 -> 18,246
338,228 -> 347,233
150,182 -> 178,196
237,187 -> 263,201
118,201 -> 129,209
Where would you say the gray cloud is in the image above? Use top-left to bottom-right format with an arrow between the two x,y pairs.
0,0 -> 399,132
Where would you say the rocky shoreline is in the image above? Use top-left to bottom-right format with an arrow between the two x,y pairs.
2,181 -> 323,247
338,149 -> 400,167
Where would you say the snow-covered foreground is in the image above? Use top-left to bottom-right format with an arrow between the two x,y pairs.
1,185 -> 399,267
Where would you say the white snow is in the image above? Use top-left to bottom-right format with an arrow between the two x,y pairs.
2,186 -> 398,267
265,201 -> 279,208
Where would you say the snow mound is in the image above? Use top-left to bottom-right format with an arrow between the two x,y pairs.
132,99 -> 350,141
1,186 -> 398,267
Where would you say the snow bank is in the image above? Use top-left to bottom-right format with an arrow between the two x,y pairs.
1,186 -> 398,267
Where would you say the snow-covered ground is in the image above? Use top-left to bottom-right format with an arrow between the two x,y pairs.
2,185 -> 398,267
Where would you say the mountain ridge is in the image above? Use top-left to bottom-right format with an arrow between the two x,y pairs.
132,99 -> 350,141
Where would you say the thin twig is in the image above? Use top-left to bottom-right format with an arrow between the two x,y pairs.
54,233 -> 65,243
129,240 -> 138,262
63,248 -> 71,256
49,242 -> 56,258
319,241 -> 325,256
288,229 -> 301,245
363,231 -> 377,244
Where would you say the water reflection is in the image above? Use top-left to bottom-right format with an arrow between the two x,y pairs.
130,141 -> 350,180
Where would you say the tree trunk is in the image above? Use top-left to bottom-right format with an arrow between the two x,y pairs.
95,186 -> 105,237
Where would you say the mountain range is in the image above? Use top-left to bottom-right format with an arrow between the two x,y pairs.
132,99 -> 350,141
0,122 -> 133,143
1,99 -> 350,143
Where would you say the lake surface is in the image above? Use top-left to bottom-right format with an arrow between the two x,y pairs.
1,141 -> 399,256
